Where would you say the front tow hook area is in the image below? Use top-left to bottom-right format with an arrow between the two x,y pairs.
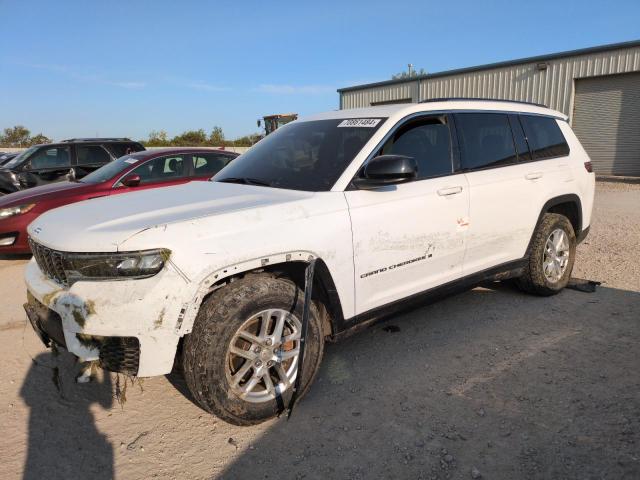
24,303 -> 51,347
23,292 -> 68,349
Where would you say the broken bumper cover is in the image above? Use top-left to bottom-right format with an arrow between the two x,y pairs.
24,259 -> 192,377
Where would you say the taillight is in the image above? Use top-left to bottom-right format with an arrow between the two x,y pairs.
584,161 -> 593,173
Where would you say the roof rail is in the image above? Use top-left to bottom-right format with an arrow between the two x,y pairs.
419,97 -> 548,108
61,137 -> 133,143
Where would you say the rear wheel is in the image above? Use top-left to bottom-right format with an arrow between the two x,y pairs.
516,213 -> 576,296
183,274 -> 324,425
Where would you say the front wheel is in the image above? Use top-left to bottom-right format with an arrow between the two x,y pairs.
182,274 -> 325,425
516,213 -> 576,296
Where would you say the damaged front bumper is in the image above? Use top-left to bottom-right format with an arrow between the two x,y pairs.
24,258 -> 194,377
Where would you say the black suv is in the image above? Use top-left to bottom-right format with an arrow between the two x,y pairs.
0,138 -> 145,195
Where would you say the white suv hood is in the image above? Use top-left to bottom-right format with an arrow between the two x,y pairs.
28,181 -> 313,252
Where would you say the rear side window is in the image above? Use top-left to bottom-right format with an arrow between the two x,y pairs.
379,116 -> 452,179
455,113 -> 517,171
519,115 -> 569,159
192,153 -> 234,176
77,145 -> 112,166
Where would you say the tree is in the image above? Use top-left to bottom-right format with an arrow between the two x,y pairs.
28,133 -> 52,146
230,133 -> 261,147
209,126 -> 225,146
145,130 -> 169,147
170,129 -> 208,146
391,67 -> 427,80
0,125 -> 32,147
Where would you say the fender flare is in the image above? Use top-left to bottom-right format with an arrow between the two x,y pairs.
175,250 -> 344,335
525,193 -> 583,256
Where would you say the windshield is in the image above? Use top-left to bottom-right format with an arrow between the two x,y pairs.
80,155 -> 139,183
3,146 -> 38,168
214,118 -> 386,191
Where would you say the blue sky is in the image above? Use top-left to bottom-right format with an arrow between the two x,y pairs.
1,0 -> 639,140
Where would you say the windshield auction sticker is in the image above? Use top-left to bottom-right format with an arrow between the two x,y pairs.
337,118 -> 382,128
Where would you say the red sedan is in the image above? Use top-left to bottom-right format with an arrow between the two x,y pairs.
0,148 -> 238,254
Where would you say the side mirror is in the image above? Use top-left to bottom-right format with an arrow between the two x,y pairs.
257,119 -> 262,128
353,155 -> 418,190
121,173 -> 141,187
67,168 -> 77,182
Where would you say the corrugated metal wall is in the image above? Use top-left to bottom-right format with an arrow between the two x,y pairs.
339,45 -> 640,123
340,81 -> 419,109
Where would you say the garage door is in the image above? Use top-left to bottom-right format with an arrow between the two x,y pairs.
572,72 -> 640,176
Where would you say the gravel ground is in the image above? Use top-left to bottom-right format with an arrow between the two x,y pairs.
0,181 -> 638,480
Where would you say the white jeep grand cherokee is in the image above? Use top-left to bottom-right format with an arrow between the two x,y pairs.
24,99 -> 595,425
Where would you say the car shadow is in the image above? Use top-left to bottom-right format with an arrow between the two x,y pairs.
216,283 -> 640,479
20,351 -> 114,480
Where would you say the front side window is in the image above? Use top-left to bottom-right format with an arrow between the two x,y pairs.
28,146 -> 71,170
455,113 -> 517,171
192,152 -> 234,176
214,118 -> 386,191
81,154 -> 144,184
378,116 -> 452,179
4,146 -> 38,168
520,115 -> 569,160
76,145 -> 112,166
127,155 -> 188,184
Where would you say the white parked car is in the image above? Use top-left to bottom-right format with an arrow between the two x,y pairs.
24,99 -> 595,425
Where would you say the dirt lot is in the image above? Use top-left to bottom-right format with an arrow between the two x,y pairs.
0,181 -> 638,480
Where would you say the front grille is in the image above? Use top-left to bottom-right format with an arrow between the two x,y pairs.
29,238 -> 68,286
99,337 -> 140,375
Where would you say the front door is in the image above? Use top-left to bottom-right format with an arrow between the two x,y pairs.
111,153 -> 194,195
345,115 -> 470,314
18,145 -> 72,188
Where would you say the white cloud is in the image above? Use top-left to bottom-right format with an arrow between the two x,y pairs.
185,82 -> 230,92
18,62 -> 147,89
107,81 -> 147,89
254,84 -> 335,95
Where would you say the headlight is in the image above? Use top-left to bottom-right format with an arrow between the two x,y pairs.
0,203 -> 36,219
63,249 -> 171,284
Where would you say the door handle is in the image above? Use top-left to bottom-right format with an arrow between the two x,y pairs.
525,172 -> 544,180
437,186 -> 463,196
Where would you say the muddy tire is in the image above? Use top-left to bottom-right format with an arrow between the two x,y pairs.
182,274 -> 325,426
516,213 -> 576,296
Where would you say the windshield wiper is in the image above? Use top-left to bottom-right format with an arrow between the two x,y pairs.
217,177 -> 272,187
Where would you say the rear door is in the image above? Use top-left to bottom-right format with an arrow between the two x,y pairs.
455,112 -> 547,275
74,144 -> 114,178
345,114 -> 469,314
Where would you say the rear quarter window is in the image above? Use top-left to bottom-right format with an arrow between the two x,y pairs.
107,142 -> 145,159
519,115 -> 569,160
192,152 -> 234,176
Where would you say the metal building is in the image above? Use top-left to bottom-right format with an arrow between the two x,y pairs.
338,40 -> 640,176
